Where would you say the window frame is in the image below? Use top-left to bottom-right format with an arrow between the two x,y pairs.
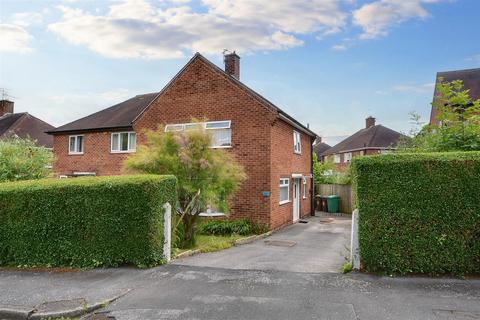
279,178 -> 290,205
68,135 -> 84,155
165,120 -> 232,148
334,154 -> 341,163
344,152 -> 352,163
110,131 -> 136,153
293,130 -> 302,154
302,176 -> 307,199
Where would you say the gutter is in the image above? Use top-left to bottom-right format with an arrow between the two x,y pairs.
46,126 -> 134,135
278,113 -> 316,137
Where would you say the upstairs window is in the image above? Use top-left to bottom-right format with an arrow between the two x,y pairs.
111,132 -> 136,153
344,152 -> 352,163
293,131 -> 301,154
165,120 -> 232,148
69,135 -> 84,155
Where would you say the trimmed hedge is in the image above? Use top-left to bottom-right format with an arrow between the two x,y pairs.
198,219 -> 254,236
351,152 -> 480,275
0,175 -> 177,268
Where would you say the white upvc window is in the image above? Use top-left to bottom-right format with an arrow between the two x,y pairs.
279,178 -> 290,205
302,176 -> 307,199
69,135 -> 84,155
334,154 -> 341,163
344,152 -> 352,163
293,130 -> 301,154
111,132 -> 136,153
360,150 -> 365,156
165,120 -> 232,148
379,149 -> 392,154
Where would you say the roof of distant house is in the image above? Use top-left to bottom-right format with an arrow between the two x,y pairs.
0,112 -> 55,148
48,53 -> 316,138
321,124 -> 406,156
435,68 -> 480,101
313,142 -> 331,158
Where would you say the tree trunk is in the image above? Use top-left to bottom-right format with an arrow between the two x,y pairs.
180,214 -> 198,249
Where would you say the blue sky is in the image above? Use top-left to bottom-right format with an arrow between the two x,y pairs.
1,0 -> 479,145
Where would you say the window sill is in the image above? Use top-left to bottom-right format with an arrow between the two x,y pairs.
68,152 -> 84,156
279,200 -> 291,205
211,145 -> 232,149
294,151 -> 302,155
110,150 -> 136,154
199,212 -> 226,217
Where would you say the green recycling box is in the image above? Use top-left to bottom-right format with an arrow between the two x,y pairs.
326,195 -> 340,213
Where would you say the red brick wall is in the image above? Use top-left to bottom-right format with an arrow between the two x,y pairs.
52,57 -> 313,229
269,120 -> 312,229
327,149 -> 391,171
53,132 -> 131,176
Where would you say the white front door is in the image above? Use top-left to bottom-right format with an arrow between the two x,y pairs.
293,178 -> 300,222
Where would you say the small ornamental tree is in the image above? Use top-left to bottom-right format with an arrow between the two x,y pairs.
125,122 -> 246,248
0,135 -> 53,182
399,79 -> 480,152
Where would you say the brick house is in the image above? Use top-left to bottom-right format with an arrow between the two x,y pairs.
429,68 -> 480,126
48,53 -> 317,230
0,100 -> 54,148
321,116 -> 405,171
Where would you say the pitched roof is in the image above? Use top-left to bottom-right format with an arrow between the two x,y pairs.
49,93 -> 158,134
313,142 -> 331,158
321,125 -> 405,156
0,112 -> 54,148
0,113 -> 24,135
48,53 -> 316,137
435,68 -> 480,101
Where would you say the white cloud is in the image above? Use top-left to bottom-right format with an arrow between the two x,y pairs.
467,54 -> 480,63
331,44 -> 347,51
11,12 -> 43,27
48,0 -> 347,59
393,82 -> 435,93
353,0 -> 443,39
0,24 -> 33,53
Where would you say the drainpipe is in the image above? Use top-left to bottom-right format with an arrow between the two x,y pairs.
310,136 -> 315,216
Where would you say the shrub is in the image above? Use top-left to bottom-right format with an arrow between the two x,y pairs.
351,152 -> 480,275
198,219 -> 257,236
0,136 -> 53,182
0,175 -> 177,268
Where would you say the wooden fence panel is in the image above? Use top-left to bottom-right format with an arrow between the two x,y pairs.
317,184 -> 353,214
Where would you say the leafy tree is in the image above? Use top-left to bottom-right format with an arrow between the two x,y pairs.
125,122 -> 246,248
399,79 -> 480,152
313,153 -> 350,187
0,135 -> 53,182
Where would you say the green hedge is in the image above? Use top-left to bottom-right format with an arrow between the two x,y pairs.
0,175 -> 177,268
351,152 -> 480,275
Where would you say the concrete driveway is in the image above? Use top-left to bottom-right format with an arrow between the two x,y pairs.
173,214 -> 351,273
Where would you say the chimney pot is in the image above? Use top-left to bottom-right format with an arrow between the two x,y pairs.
0,100 -> 14,117
366,116 -> 376,128
224,51 -> 240,79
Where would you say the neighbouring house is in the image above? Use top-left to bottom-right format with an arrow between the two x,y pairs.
47,52 -> 317,230
321,116 -> 406,171
313,137 -> 331,162
430,68 -> 480,126
0,100 -> 54,148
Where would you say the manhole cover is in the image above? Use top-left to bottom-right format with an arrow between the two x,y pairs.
320,218 -> 334,224
35,298 -> 86,313
433,309 -> 480,319
264,240 -> 297,247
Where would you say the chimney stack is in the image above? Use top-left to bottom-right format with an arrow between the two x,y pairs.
224,51 -> 240,79
0,100 -> 14,117
366,116 -> 376,128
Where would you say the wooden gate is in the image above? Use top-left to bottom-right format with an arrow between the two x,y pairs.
317,184 -> 353,214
